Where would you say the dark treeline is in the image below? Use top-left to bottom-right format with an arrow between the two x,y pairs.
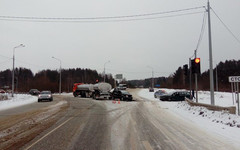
128,60 -> 240,92
0,68 -> 115,93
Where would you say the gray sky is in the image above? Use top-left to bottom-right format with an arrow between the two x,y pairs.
0,0 -> 239,80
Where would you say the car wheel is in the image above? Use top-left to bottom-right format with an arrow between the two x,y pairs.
38,99 -> 41,102
154,95 -> 157,98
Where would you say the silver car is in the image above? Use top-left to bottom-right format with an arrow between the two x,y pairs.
38,91 -> 53,102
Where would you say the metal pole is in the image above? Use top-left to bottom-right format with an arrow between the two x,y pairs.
52,57 -> 61,94
231,82 -> 234,105
237,83 -> 239,115
12,48 -> 15,97
152,69 -> 154,89
189,58 -> 192,99
194,50 -> 198,103
215,64 -> 218,91
103,61 -> 110,82
207,0 -> 215,105
11,44 -> 25,97
59,61 -> 62,94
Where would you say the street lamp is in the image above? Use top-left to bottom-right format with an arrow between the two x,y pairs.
147,66 -> 154,89
103,61 -> 110,82
12,44 -> 25,97
52,56 -> 62,94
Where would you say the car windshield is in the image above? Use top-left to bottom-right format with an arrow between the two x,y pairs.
40,91 -> 51,94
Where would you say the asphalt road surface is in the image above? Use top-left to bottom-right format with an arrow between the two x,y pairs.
0,91 -> 238,150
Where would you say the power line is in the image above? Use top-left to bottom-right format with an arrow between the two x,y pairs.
0,11 -> 205,23
195,11 -> 207,51
211,7 -> 240,45
0,6 -> 205,21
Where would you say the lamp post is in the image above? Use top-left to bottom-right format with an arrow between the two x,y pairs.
103,61 -> 110,82
147,66 -> 154,89
52,56 -> 62,94
12,44 -> 25,97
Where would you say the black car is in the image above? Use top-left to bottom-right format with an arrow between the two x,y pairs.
29,89 -> 40,95
160,91 -> 190,101
38,91 -> 53,102
110,89 -> 133,101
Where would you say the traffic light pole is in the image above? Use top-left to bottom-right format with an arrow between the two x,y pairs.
189,58 -> 192,99
195,50 -> 198,103
207,0 -> 215,105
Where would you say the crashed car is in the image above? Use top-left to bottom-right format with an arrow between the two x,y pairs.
160,91 -> 190,101
110,89 -> 133,101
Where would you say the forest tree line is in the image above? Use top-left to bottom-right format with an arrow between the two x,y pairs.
127,60 -> 240,92
0,68 -> 115,93
0,59 -> 239,93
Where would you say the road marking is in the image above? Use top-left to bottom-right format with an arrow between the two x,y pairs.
142,141 -> 154,150
24,104 -> 91,150
24,116 -> 73,150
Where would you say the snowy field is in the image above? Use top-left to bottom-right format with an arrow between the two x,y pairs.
138,88 -> 240,147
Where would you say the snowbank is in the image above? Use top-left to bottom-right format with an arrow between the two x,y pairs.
0,94 -> 37,111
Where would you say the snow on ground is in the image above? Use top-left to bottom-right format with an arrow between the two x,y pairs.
0,94 -> 37,111
138,88 -> 240,147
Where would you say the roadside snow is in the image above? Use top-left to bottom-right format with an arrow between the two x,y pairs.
138,88 -> 240,148
0,94 -> 37,111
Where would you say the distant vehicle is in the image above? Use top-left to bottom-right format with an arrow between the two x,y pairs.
149,87 -> 154,92
154,90 -> 166,98
0,89 -> 8,100
73,82 -> 112,100
73,83 -> 93,98
117,84 -> 127,90
92,82 -> 112,100
160,91 -> 190,101
29,89 -> 40,95
0,89 -> 6,94
38,91 -> 53,102
110,89 -> 133,101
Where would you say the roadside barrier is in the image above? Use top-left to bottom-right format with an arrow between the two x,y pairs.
185,98 -> 236,114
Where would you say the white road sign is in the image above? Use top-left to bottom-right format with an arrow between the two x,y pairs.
229,76 -> 240,82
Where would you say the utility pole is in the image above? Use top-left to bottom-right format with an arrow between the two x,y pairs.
189,58 -> 192,99
152,69 -> 154,89
215,64 -> 218,91
103,61 -> 110,82
207,0 -> 215,105
12,44 -> 25,97
194,50 -> 198,103
52,56 -> 62,94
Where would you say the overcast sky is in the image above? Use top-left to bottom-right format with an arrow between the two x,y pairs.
0,0 -> 239,80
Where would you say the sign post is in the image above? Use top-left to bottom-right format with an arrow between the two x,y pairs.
229,76 -> 240,115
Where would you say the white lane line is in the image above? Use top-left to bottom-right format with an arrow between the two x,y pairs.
24,116 -> 74,150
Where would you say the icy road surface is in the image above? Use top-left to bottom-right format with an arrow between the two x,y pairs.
0,90 -> 239,150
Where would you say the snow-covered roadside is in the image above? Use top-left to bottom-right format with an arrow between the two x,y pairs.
0,94 -> 37,111
138,88 -> 240,147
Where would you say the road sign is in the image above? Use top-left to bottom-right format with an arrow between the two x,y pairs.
229,76 -> 240,82
115,74 -> 123,80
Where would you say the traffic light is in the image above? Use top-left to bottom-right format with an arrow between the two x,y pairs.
191,58 -> 201,74
183,64 -> 188,76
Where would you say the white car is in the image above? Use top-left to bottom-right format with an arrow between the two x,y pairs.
38,91 -> 53,102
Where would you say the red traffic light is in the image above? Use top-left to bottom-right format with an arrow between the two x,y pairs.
195,58 -> 200,64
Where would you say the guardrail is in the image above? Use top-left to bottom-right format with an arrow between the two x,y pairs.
185,98 -> 236,114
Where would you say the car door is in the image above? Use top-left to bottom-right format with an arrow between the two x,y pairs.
171,92 -> 180,101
